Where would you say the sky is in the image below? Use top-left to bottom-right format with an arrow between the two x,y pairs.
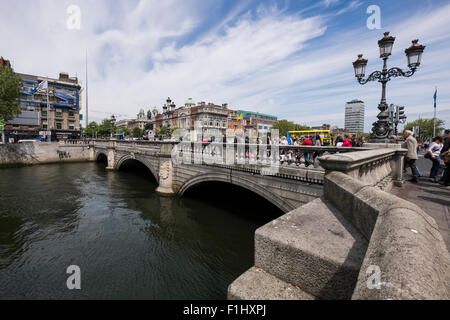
1,0 -> 450,132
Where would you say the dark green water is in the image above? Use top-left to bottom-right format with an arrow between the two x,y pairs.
0,162 -> 279,299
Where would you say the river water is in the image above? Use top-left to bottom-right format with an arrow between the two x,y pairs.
0,162 -> 280,299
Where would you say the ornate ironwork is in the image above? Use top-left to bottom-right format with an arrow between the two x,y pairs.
357,71 -> 382,84
386,67 -> 416,78
357,67 -> 416,84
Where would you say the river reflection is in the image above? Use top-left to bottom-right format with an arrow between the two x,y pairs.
0,162 -> 281,299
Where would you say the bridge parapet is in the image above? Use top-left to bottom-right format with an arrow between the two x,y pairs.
229,147 -> 449,300
319,148 -> 407,190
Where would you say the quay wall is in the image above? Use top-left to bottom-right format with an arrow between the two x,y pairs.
0,142 -> 93,167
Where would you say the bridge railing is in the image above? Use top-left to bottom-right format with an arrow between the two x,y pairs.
172,141 -> 370,169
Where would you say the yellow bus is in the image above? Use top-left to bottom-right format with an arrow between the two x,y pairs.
287,130 -> 333,146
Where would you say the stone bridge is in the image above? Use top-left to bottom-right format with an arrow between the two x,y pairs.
60,139 -> 449,299
86,139 -> 356,212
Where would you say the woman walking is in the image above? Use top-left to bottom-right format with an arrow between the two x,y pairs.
427,136 -> 443,183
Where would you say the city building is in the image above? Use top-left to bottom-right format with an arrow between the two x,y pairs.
237,110 -> 277,136
149,98 -> 230,138
0,56 -> 11,68
116,109 -> 153,134
5,71 -> 82,142
344,100 -> 365,134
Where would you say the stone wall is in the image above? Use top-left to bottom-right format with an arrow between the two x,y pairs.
228,147 -> 450,300
325,172 -> 450,299
0,142 -> 93,166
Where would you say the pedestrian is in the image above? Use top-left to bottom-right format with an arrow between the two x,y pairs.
351,134 -> 357,147
335,136 -> 344,147
342,134 -> 352,147
302,136 -> 313,167
315,135 -> 322,146
394,130 -> 419,183
439,129 -> 450,188
426,136 -> 443,183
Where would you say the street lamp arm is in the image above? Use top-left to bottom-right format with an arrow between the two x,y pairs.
357,70 -> 382,84
386,66 -> 416,79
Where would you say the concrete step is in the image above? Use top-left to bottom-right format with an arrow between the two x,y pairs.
228,267 -> 315,300
255,197 -> 368,299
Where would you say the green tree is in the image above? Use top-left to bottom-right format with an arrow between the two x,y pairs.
170,127 -> 181,134
85,121 -> 98,138
118,127 -> 130,136
0,65 -> 23,122
273,120 -> 310,137
404,118 -> 445,141
294,124 -> 310,131
97,119 -> 115,137
133,126 -> 143,138
157,125 -> 168,136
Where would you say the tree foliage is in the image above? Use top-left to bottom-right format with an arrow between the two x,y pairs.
0,66 -> 23,122
404,118 -> 445,141
157,125 -> 168,136
272,120 -> 310,137
133,126 -> 143,138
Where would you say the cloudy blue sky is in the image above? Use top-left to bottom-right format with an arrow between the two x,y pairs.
1,0 -> 449,131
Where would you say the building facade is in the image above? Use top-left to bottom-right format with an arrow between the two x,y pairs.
5,72 -> 82,142
344,100 -> 365,134
236,110 -> 277,137
149,98 -> 231,139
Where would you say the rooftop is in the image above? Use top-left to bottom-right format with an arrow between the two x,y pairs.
237,110 -> 278,120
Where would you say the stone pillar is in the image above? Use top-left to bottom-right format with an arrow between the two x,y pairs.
106,140 -> 116,170
391,150 -> 407,187
155,159 -> 175,196
155,142 -> 177,196
88,143 -> 95,161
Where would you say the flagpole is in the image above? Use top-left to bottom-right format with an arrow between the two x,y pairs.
86,50 -> 89,133
47,76 -> 50,142
433,86 -> 437,137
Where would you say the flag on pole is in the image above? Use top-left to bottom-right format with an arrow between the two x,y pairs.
36,79 -> 48,92
433,87 -> 437,109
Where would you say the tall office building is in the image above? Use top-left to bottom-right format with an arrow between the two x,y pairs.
344,100 -> 365,133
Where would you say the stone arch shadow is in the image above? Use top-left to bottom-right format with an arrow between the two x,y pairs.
114,154 -> 159,182
95,151 -> 108,162
178,173 -> 295,213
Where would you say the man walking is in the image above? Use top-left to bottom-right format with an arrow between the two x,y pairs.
394,130 -> 420,183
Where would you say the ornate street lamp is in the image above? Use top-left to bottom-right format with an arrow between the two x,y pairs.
110,114 -> 116,139
352,32 -> 425,142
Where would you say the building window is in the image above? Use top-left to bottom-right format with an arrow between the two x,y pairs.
56,121 -> 62,130
69,111 -> 74,117
69,121 -> 75,130
56,109 -> 63,117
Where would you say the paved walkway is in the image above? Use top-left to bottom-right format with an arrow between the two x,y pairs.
392,155 -> 450,251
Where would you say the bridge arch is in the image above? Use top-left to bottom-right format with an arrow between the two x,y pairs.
95,152 -> 108,163
178,173 -> 295,213
115,154 -> 159,182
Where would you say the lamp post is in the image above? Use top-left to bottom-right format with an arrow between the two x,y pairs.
110,114 -> 116,139
352,32 -> 425,142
